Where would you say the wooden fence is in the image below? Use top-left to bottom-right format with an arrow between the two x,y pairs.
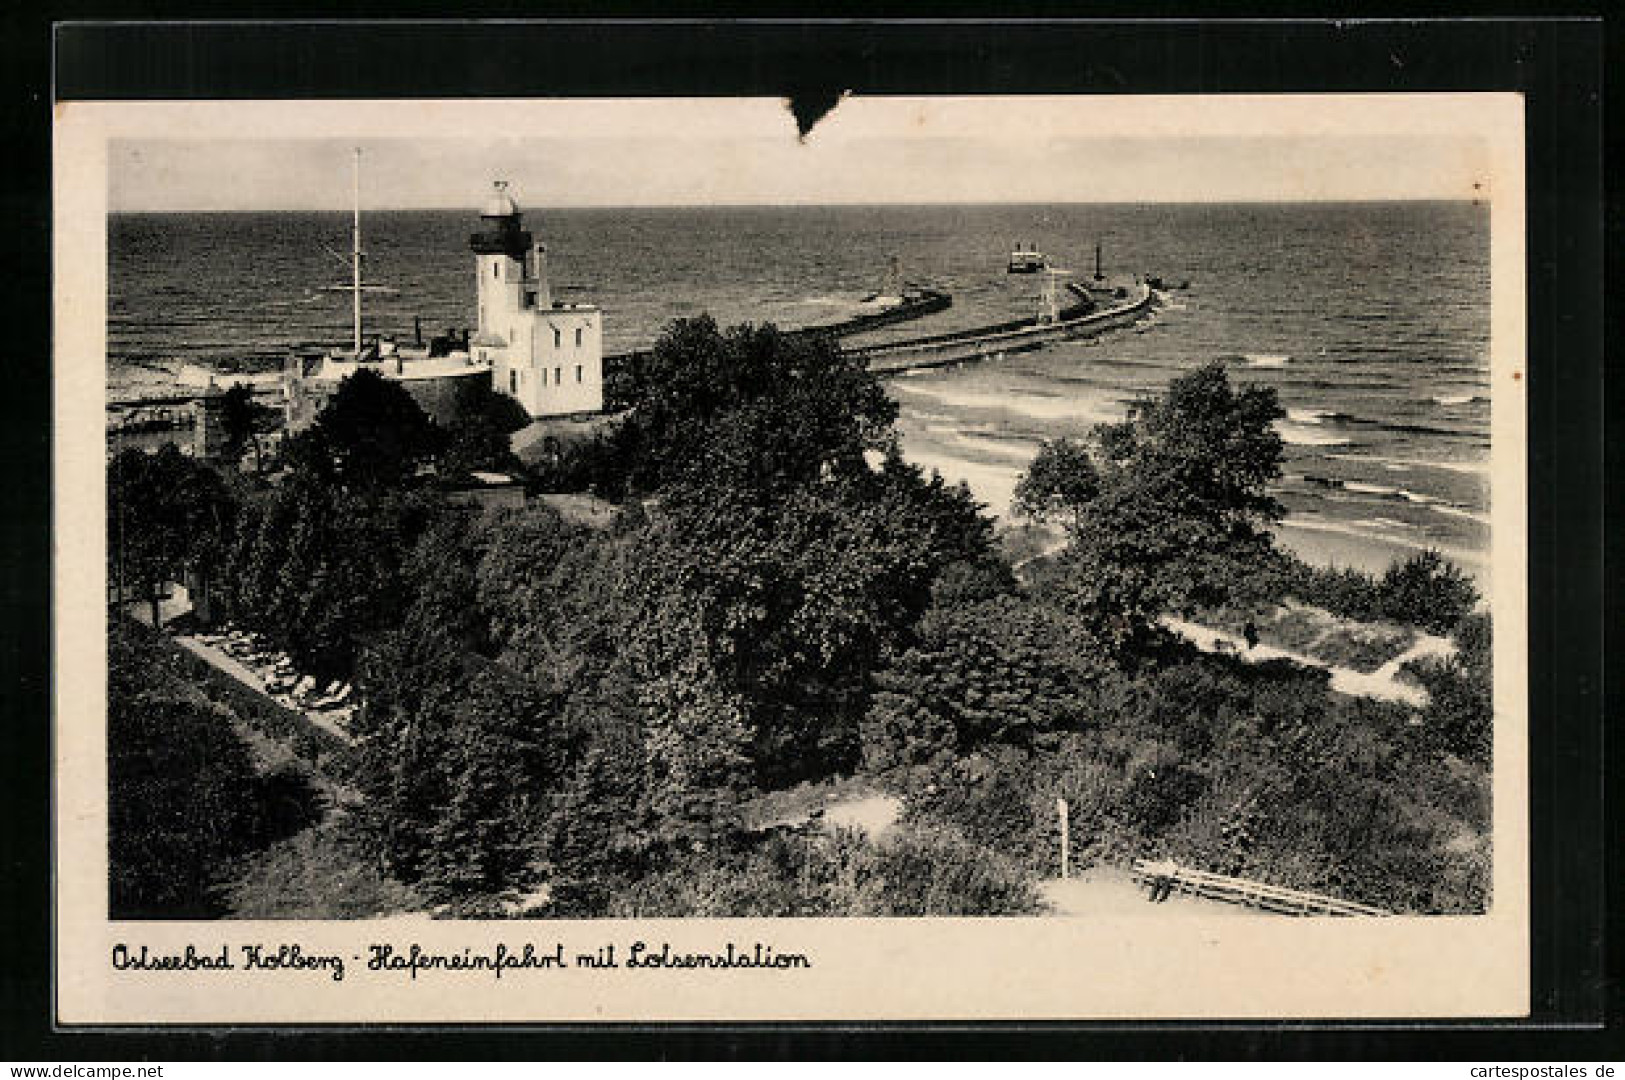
1131,859 -> 1391,918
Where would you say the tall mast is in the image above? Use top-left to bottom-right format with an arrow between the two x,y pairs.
351,147 -> 362,355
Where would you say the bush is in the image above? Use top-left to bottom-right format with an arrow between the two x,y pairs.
1404,611 -> 1493,766
220,820 -> 426,919
1378,550 -> 1480,635
1277,549 -> 1479,636
863,825 -> 1044,916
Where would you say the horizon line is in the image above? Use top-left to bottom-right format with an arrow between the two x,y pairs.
112,195 -> 1487,214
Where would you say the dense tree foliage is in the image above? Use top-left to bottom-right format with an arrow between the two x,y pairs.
217,384 -> 277,472
1404,611 -> 1494,767
863,597 -> 1103,772
108,620 -> 323,917
108,444 -> 237,625
111,327 -> 1492,919
629,457 -> 1001,786
595,317 -> 897,497
283,368 -> 445,488
1011,436 -> 1100,528
1034,361 -> 1287,648
1377,549 -> 1481,635
217,475 -> 444,680
439,378 -> 529,480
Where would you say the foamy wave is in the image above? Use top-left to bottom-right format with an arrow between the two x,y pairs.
951,432 -> 1042,461
1287,408 -> 1334,425
1246,354 -> 1290,368
1330,453 -> 1489,477
1344,481 -> 1399,497
1433,392 -> 1482,406
894,382 -> 1120,425
1278,423 -> 1351,447
1431,504 -> 1491,526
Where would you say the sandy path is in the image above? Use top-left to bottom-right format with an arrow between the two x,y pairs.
1162,617 -> 1451,707
822,795 -> 903,839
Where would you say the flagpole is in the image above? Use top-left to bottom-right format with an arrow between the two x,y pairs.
352,147 -> 362,356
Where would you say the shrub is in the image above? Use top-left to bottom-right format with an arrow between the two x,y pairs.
1378,549 -> 1479,635
863,825 -> 1044,916
220,819 -> 426,919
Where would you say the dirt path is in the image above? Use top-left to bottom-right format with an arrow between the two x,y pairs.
1162,617 -> 1450,707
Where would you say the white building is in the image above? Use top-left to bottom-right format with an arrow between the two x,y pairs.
469,182 -> 604,418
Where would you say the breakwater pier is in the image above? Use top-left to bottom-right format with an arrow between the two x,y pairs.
849,282 -> 1157,375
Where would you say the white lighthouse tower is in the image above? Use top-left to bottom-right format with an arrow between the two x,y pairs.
469,181 -> 603,418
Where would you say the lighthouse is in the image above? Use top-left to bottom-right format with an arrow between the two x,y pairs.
469,181 -> 604,418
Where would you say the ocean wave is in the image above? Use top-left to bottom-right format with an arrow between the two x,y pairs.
1330,453 -> 1489,477
1285,407 -> 1360,428
1295,474 -> 1463,514
1430,504 -> 1491,526
950,431 -> 1042,461
1245,353 -> 1289,368
1432,392 -> 1482,406
1277,517 -> 1488,578
892,382 -> 1121,425
1277,423 -> 1351,447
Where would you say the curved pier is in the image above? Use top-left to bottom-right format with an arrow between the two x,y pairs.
847,283 -> 1157,375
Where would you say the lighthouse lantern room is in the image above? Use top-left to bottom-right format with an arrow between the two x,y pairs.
469,181 -> 603,418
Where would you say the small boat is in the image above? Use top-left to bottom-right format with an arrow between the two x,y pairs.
1008,242 -> 1045,274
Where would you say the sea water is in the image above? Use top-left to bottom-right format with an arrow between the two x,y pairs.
108,201 -> 1491,574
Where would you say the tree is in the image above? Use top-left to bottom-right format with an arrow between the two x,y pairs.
439,378 -> 529,480
1048,361 -> 1286,648
863,596 -> 1103,772
218,473 -> 445,680
218,384 -> 273,472
603,317 -> 897,496
628,461 -> 1004,787
1013,437 -> 1100,528
107,445 -> 236,626
286,368 -> 445,489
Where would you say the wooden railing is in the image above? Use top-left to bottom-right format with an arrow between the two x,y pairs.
1131,859 -> 1390,918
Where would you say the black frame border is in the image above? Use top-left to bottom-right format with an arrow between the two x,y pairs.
1,13 -> 1612,1061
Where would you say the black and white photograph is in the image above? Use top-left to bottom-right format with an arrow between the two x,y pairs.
54,91 -> 1530,1023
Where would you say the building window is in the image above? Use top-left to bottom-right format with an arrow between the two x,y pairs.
493,264 -> 500,279
575,364 -> 583,383
509,370 -> 517,394
554,367 -> 562,385
553,328 -> 561,348
575,327 -> 583,348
